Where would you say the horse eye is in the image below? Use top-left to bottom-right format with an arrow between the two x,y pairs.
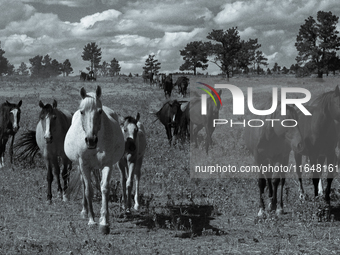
80,110 -> 84,115
53,115 -> 57,120
98,109 -> 103,114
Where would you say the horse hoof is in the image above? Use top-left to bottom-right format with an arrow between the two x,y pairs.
257,208 -> 264,217
268,202 -> 276,211
99,225 -> 110,235
276,208 -> 283,215
125,208 -> 131,215
134,205 -> 140,211
63,194 -> 69,202
80,211 -> 87,219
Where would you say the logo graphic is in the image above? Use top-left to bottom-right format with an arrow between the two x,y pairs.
197,82 -> 222,115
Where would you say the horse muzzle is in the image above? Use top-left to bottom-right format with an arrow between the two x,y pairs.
125,138 -> 136,153
12,126 -> 19,133
85,136 -> 98,149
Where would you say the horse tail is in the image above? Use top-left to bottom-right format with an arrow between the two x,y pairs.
14,130 -> 39,165
66,166 -> 82,200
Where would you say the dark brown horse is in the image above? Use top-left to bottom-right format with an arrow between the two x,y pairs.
0,100 -> 22,168
244,100 -> 304,216
189,90 -> 222,154
294,85 -> 340,204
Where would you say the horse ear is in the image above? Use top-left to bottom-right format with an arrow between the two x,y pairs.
136,112 -> 140,122
53,100 -> 57,108
96,86 -> 102,98
218,89 -> 222,96
18,100 -> 22,107
80,87 -> 87,99
39,100 -> 44,108
5,100 -> 10,105
335,85 -> 340,97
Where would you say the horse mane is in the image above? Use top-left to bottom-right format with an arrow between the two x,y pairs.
79,92 -> 102,111
124,116 -> 138,125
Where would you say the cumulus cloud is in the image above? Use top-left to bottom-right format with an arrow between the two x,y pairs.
78,9 -> 121,29
0,0 -> 36,29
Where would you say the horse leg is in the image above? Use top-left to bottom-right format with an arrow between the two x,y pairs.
0,138 -> 8,168
0,139 -> 4,168
317,155 -> 326,197
294,152 -> 305,199
325,152 -> 336,203
165,126 -> 172,146
9,134 -> 15,165
79,162 -> 95,225
45,156 -> 54,202
99,166 -> 112,235
80,173 -> 88,219
258,175 -> 266,217
193,125 -> 203,148
52,156 -> 63,199
134,157 -> 143,211
118,159 -> 127,210
310,157 -> 320,198
126,161 -> 135,212
62,157 -> 71,201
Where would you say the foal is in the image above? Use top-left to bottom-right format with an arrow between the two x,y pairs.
118,113 -> 147,213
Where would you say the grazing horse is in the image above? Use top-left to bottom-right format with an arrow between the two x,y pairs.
0,100 -> 22,168
155,100 -> 182,145
175,76 -> 189,97
15,100 -> 72,202
244,101 -> 304,216
164,74 -> 173,99
189,90 -> 222,154
294,85 -> 340,204
118,113 -> 146,213
64,86 -> 124,235
80,71 -> 88,81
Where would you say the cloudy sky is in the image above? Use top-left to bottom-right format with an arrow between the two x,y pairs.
1,0 -> 340,75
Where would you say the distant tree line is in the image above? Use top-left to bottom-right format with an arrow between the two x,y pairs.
1,11 -> 340,79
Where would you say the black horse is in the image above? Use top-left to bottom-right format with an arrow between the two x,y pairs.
0,100 -> 22,168
155,100 -> 182,145
163,74 -> 173,99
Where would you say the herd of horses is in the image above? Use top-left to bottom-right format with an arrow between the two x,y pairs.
142,72 -> 190,98
1,80 -> 340,234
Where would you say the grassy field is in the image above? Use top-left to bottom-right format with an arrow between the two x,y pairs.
1,74 -> 340,254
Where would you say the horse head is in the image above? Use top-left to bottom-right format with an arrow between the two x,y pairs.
121,113 -> 140,155
79,86 -> 103,149
39,100 -> 57,144
7,100 -> 22,134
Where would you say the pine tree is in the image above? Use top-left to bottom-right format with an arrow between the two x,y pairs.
82,42 -> 102,72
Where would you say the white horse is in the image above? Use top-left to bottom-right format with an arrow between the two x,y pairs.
64,86 -> 124,234
118,113 -> 146,213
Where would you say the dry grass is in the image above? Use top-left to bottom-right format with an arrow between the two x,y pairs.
0,74 -> 340,254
